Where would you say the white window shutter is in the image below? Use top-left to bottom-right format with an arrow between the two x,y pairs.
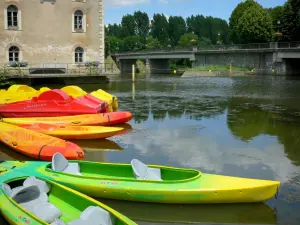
18,10 -> 22,30
4,8 -> 7,30
72,13 -> 75,32
83,14 -> 86,32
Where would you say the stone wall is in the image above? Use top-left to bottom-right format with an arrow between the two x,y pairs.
0,0 -> 104,66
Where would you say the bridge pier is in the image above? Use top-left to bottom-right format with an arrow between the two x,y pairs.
118,59 -> 137,74
147,59 -> 171,74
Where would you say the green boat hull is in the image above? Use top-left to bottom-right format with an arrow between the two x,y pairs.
0,165 -> 137,225
0,160 -> 280,204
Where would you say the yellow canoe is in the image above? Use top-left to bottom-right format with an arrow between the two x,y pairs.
61,85 -> 118,112
19,123 -> 125,140
0,85 -> 50,104
91,89 -> 118,112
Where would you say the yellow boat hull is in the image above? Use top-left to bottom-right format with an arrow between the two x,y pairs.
20,123 -> 125,140
61,86 -> 117,112
0,85 -> 50,104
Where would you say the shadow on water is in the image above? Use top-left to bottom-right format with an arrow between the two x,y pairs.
98,199 -> 277,225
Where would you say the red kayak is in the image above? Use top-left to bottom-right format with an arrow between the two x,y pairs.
0,90 -> 108,118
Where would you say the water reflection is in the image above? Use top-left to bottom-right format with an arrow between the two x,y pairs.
227,99 -> 300,166
99,199 -> 277,224
71,139 -> 123,152
1,77 -> 300,225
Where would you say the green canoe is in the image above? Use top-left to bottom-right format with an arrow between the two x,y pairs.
0,168 -> 137,225
0,152 -> 280,204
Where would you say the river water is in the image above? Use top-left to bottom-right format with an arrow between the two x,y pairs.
0,75 -> 300,225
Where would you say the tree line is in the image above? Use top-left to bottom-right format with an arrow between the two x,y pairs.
105,0 -> 300,56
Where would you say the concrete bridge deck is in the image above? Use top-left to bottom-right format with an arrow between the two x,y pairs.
112,42 -> 300,75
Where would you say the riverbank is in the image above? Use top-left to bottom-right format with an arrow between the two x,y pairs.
182,65 -> 250,77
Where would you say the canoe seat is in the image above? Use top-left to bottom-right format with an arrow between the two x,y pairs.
67,206 -> 115,225
3,177 -> 62,224
52,152 -> 82,176
131,159 -> 162,181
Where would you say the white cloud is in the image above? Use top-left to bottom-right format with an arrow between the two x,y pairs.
114,123 -> 299,185
105,0 -> 149,7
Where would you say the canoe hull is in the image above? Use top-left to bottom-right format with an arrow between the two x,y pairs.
0,161 -> 280,204
20,123 -> 125,140
0,122 -> 84,160
0,173 -> 137,225
2,112 -> 133,126
0,90 -> 106,118
53,174 -> 279,204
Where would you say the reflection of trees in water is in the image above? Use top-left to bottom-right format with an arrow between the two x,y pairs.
99,198 -> 276,225
121,94 -> 227,122
227,99 -> 300,166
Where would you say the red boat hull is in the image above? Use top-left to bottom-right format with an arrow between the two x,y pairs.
0,90 -> 108,118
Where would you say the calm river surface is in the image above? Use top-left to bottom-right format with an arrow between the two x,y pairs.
1,75 -> 300,225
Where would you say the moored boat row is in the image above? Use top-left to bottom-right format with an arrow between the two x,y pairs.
0,84 -> 281,225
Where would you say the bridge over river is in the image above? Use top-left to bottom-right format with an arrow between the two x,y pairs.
112,42 -> 300,76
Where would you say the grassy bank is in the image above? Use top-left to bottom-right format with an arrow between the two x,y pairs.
188,65 -> 250,72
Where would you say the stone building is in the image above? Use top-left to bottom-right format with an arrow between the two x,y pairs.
0,0 -> 104,67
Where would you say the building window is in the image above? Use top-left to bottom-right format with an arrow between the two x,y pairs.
9,46 -> 19,62
75,47 -> 84,63
74,10 -> 83,30
7,5 -> 18,28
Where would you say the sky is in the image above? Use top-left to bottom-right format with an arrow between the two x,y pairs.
104,0 -> 287,25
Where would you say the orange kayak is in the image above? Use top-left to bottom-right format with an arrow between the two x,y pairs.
0,122 -> 84,161
1,111 -> 133,126
19,123 -> 125,140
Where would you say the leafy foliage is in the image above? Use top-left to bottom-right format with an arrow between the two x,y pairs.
134,11 -> 150,43
178,33 -> 199,47
236,4 -> 274,43
151,14 -> 169,47
122,36 -> 144,52
281,0 -> 300,41
168,16 -> 186,47
146,36 -> 162,49
229,0 -> 258,43
105,36 -> 123,57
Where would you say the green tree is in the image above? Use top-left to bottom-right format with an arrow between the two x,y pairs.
134,11 -> 150,43
122,36 -> 144,52
120,14 -> 136,37
146,36 -> 162,49
105,36 -> 123,57
186,15 -> 229,45
178,33 -> 198,47
282,0 -> 300,41
229,0 -> 258,43
106,24 -> 122,38
266,6 -> 284,29
151,14 -> 169,46
236,4 -> 274,43
168,16 -> 186,47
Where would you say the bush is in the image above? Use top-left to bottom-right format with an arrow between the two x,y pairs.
84,61 -> 100,67
8,61 -> 28,67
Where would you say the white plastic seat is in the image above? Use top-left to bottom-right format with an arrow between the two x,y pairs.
11,185 -> 48,213
8,177 -> 62,224
23,176 -> 51,193
67,206 -> 115,225
2,183 -> 25,197
51,219 -> 66,225
52,152 -> 82,176
33,202 -> 62,223
2,183 -> 12,196
131,159 -> 162,181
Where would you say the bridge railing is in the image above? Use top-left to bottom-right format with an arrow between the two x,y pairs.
0,62 -> 119,77
113,41 -> 300,55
